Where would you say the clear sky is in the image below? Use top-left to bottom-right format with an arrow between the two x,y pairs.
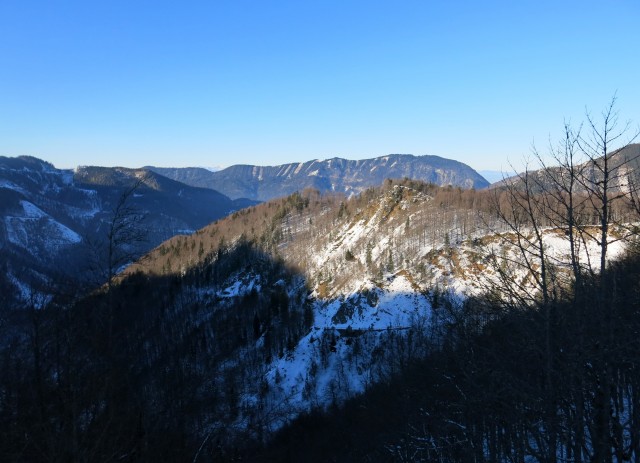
1,1 -> 638,173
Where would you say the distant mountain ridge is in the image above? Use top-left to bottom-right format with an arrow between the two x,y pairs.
148,153 -> 489,201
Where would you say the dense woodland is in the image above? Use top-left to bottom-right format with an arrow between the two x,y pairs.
1,100 -> 640,461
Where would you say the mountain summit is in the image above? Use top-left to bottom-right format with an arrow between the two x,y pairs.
148,153 -> 489,201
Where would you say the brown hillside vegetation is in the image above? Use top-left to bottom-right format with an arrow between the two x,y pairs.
127,180 -> 497,285
126,175 -> 638,299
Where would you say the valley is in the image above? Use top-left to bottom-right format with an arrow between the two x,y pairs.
2,141 -> 640,461
3,3 -> 638,460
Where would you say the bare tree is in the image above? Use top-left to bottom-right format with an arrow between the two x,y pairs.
576,97 -> 639,463
484,97 -> 640,462
104,176 -> 149,289
83,174 -> 149,291
576,96 -> 639,281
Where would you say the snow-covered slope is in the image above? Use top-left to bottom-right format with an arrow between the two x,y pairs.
5,200 -> 82,256
3,173 -> 632,458
125,181 -> 633,438
261,274 -> 431,429
251,187 -> 628,427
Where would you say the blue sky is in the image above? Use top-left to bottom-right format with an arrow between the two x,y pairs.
1,1 -> 638,172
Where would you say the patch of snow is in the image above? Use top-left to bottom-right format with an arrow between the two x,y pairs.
282,164 -> 293,177
5,201 -> 82,252
216,274 -> 262,299
8,271 -> 52,308
20,200 -> 48,218
260,272 -> 431,427
252,166 -> 264,181
0,179 -> 27,194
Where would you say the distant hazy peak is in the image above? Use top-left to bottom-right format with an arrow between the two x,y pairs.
148,152 -> 489,201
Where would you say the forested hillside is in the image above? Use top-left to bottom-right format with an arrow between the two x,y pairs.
0,179 -> 507,460
251,248 -> 640,462
0,157 -> 256,303
1,102 -> 639,462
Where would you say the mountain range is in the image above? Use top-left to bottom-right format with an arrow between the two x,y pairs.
1,144 -> 639,460
147,153 -> 490,201
0,152 -> 489,299
0,156 -> 256,297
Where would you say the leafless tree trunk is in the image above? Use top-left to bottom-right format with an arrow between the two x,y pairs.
576,96 -> 639,280
485,97 -> 639,462
105,176 -> 149,290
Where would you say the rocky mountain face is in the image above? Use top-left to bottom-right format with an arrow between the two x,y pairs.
0,156 -> 256,300
148,153 -> 489,201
